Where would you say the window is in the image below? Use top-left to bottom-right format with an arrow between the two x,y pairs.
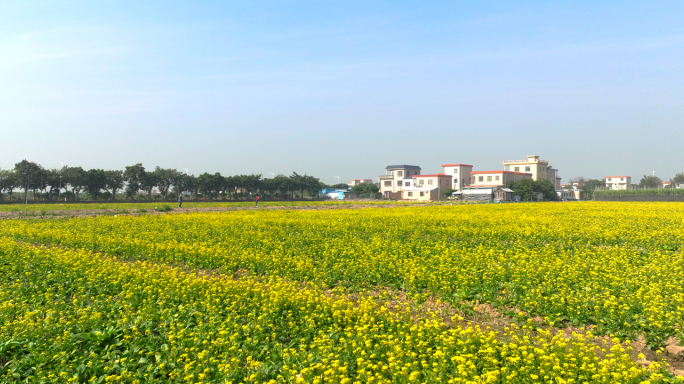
514,167 -> 519,172
525,166 -> 530,172
495,176 -> 500,181
397,171 -> 403,177
418,180 -> 424,186
408,192 -> 413,197
405,181 -> 410,186
479,176 -> 484,182
607,178 -> 611,181
453,178 -> 458,185
620,178 -> 624,181
428,179 -> 433,185
420,192 -> 424,197
384,181 -> 392,187
453,169 -> 458,174
487,176 -> 492,182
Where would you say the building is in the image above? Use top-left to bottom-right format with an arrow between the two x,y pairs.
494,187 -> 515,202
320,188 -> 347,200
470,170 -> 532,187
379,165 -> 421,198
349,179 -> 373,187
502,155 -> 561,189
462,186 -> 496,201
605,176 -> 631,190
441,164 -> 473,190
402,173 -> 452,201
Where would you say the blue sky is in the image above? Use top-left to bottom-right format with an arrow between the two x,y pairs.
1,1 -> 683,184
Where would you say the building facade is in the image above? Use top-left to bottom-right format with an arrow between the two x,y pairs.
470,170 -> 532,187
605,176 -> 631,190
441,164 -> 473,190
502,155 -> 561,188
378,165 -> 421,198
402,173 -> 452,201
349,179 -> 373,187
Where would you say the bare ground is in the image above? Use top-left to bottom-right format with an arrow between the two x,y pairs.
0,202 -> 444,220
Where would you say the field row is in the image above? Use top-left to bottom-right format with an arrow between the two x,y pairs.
0,239 -> 671,383
0,200 -> 418,213
2,202 -> 683,346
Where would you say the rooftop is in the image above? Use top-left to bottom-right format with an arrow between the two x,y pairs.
471,170 -> 532,175
441,163 -> 473,167
385,165 -> 421,170
413,173 -> 451,178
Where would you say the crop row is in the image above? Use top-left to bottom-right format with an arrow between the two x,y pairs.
0,200 -> 417,213
0,239 -> 676,383
2,202 -> 683,345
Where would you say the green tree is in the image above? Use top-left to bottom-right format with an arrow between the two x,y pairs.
197,172 -> 220,199
581,179 -> 605,199
85,169 -> 107,200
670,172 -> 684,188
0,170 -> 17,201
14,160 -> 42,204
154,167 -> 180,200
350,183 -> 379,195
508,179 -> 559,201
105,170 -> 125,200
639,175 -> 662,189
442,188 -> 456,197
123,163 -> 146,199
328,183 -> 350,190
140,171 -> 159,200
63,166 -> 87,201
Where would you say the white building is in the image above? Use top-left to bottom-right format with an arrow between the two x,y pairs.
349,179 -> 373,187
605,176 -> 631,190
378,165 -> 421,198
441,163 -> 473,190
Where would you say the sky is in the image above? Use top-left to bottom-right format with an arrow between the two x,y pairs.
1,1 -> 683,184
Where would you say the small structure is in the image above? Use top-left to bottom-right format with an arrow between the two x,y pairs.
493,187 -> 514,202
320,188 -> 347,200
462,186 -> 496,201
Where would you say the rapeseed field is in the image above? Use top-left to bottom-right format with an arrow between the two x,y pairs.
1,202 -> 683,382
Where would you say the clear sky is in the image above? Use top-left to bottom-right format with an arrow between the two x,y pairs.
1,1 -> 683,184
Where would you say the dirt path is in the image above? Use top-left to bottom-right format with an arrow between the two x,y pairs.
0,202 -> 441,219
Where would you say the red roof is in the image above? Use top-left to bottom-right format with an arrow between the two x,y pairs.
413,173 -> 452,178
471,170 -> 532,175
441,163 -> 473,167
605,176 -> 631,178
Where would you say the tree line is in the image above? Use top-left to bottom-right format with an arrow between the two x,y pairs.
0,160 -> 331,203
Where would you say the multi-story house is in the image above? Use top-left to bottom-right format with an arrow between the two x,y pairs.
402,174 -> 452,201
441,164 -> 473,190
378,165 -> 421,198
469,170 -> 532,187
605,176 -> 631,190
502,155 -> 561,189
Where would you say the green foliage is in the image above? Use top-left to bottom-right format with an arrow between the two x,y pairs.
155,205 -> 173,212
639,175 -> 662,188
350,182 -> 379,195
442,188 -> 456,196
507,179 -> 559,201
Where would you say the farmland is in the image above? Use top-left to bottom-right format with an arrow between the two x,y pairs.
1,202 -> 683,383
